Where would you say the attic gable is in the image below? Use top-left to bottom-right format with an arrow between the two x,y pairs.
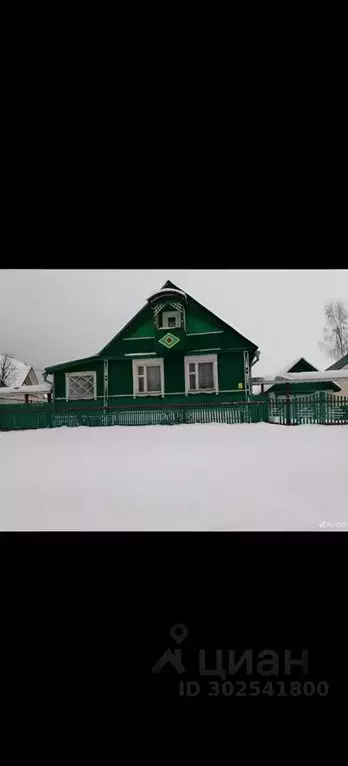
287,358 -> 318,374
162,281 -> 258,349
97,278 -> 258,356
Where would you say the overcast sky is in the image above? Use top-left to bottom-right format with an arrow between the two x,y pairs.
1,269 -> 347,376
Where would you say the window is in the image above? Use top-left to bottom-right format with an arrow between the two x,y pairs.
160,310 -> 180,329
132,358 -> 164,396
66,372 -> 97,400
184,354 -> 218,394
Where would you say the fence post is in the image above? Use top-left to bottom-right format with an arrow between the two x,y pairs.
318,391 -> 324,425
285,383 -> 291,425
183,403 -> 187,424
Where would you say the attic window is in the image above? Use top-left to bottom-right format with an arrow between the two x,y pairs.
160,311 -> 180,329
66,372 -> 97,400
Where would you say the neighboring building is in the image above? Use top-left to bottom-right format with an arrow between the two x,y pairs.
326,353 -> 348,397
45,280 -> 260,407
0,355 -> 45,404
261,357 -> 341,399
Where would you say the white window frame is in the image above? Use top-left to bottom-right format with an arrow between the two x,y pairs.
132,357 -> 164,397
160,310 -> 180,329
184,354 -> 219,395
65,371 -> 97,401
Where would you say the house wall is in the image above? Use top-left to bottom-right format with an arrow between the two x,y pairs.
333,379 -> 348,397
53,350 -> 249,407
50,293 -> 257,407
114,349 -> 248,402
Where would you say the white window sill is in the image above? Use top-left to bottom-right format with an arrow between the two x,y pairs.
187,389 -> 217,395
134,392 -> 164,397
66,397 -> 97,402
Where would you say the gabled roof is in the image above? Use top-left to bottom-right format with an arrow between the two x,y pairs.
326,353 -> 348,371
161,280 -> 259,352
0,354 -> 35,387
45,355 -> 102,374
263,357 -> 317,393
98,279 -> 258,357
45,279 -> 259,372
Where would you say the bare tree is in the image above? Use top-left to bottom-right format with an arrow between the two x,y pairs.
319,301 -> 348,361
0,353 -> 17,387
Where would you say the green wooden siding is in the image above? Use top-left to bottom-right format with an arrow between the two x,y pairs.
218,352 -> 245,391
122,338 -> 155,355
108,359 -> 133,396
186,304 -> 221,334
123,316 -> 155,339
163,355 -> 185,394
106,351 -> 247,400
53,351 -> 249,403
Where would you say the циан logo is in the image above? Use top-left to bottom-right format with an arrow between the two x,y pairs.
152,623 -> 188,674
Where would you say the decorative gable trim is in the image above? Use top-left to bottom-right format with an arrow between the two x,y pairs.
186,331 -> 224,336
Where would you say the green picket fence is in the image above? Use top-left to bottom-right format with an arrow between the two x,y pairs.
0,395 -> 347,431
267,394 -> 348,425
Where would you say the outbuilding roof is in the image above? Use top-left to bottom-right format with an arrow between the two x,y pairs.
0,354 -> 32,387
262,357 -> 316,393
0,383 -> 52,397
326,353 -> 348,371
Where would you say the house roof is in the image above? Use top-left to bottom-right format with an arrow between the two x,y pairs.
0,355 -> 33,387
46,279 -> 259,372
275,370 -> 347,383
163,280 -> 259,353
263,357 -> 317,393
326,353 -> 348,371
260,361 -> 344,393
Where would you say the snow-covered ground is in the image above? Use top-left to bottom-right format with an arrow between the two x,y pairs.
0,423 -> 347,531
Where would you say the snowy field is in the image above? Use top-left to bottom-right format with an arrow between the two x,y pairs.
0,423 -> 347,531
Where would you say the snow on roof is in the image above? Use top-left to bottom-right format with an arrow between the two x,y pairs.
262,357 -> 318,392
0,383 -> 52,397
147,288 -> 187,300
277,370 -> 348,382
0,354 -> 33,387
33,368 -> 45,385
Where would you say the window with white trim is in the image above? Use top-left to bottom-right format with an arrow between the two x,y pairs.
132,358 -> 164,396
160,310 -> 180,329
66,372 -> 97,400
184,354 -> 218,394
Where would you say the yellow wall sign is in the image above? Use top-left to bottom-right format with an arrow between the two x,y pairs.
238,382 -> 243,389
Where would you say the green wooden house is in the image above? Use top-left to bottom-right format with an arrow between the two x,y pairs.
262,357 -> 341,399
45,281 -> 260,409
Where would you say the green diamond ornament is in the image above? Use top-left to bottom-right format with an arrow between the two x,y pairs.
158,332 -> 180,349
